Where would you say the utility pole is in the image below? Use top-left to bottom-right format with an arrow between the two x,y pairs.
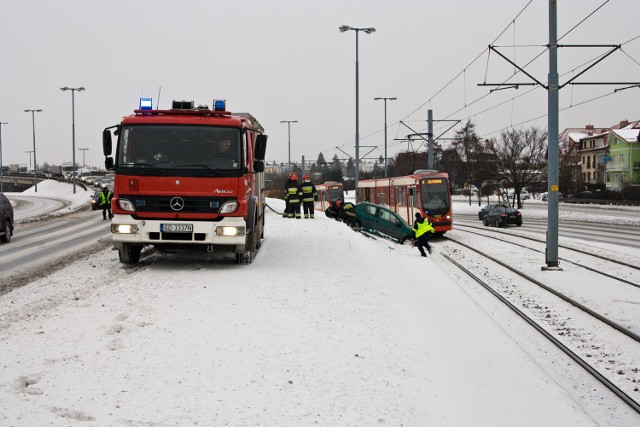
79,148 -> 89,167
477,1 -> 638,269
374,97 -> 397,177
0,122 -> 7,192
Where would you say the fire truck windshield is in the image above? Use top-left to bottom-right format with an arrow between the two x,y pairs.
116,125 -> 242,175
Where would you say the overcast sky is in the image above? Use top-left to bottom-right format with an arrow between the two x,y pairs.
1,0 -> 638,170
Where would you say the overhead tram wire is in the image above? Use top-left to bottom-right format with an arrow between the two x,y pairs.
301,2 -> 635,167
403,0 -> 626,142
400,0 -> 535,123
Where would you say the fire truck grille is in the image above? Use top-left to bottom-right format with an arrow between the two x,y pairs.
121,195 -> 235,214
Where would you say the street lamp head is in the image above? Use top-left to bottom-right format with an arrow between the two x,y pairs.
24,109 -> 42,113
364,27 -> 376,34
339,25 -> 351,32
61,86 -> 85,92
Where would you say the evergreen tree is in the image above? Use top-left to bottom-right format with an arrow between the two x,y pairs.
346,158 -> 355,177
316,152 -> 327,168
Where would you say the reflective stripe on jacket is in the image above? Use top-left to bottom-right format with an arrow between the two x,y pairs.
99,191 -> 112,205
300,182 -> 317,202
286,185 -> 302,203
413,217 -> 434,238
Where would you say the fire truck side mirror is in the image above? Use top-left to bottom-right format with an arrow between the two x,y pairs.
105,157 -> 114,170
102,129 -> 113,156
254,160 -> 265,173
255,135 -> 267,161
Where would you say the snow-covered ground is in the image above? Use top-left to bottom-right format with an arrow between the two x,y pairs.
1,182 -> 639,425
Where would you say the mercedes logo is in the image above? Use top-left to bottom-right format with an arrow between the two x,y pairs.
170,197 -> 185,211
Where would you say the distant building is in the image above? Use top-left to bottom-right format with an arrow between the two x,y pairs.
604,120 -> 640,190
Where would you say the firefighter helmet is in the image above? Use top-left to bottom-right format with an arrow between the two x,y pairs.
290,172 -> 298,181
303,174 -> 310,181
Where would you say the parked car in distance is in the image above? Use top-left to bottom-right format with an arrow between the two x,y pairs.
354,202 -> 414,244
478,203 -> 509,220
541,191 -> 564,202
91,191 -> 102,210
0,192 -> 15,243
507,190 -> 530,200
482,205 -> 522,227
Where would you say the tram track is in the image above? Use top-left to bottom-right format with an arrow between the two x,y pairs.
453,223 -> 640,288
439,235 -> 640,414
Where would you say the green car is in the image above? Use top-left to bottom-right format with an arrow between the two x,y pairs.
354,202 -> 414,244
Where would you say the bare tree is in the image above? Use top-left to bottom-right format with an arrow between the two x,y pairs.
488,126 -> 548,208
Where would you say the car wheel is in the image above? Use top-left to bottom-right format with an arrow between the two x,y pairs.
516,222 -> 522,227
495,219 -> 501,228
483,218 -> 488,226
0,220 -> 12,243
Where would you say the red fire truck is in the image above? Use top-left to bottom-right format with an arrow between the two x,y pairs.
102,99 -> 267,265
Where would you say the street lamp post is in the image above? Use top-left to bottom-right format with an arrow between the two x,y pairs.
280,120 -> 298,172
79,147 -> 89,167
24,109 -> 42,192
61,86 -> 85,193
25,150 -> 33,168
339,25 -> 375,191
373,97 -> 396,177
0,122 -> 7,192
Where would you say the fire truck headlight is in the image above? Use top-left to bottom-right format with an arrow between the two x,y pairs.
111,224 -> 138,234
117,198 -> 136,212
219,201 -> 238,214
216,226 -> 245,237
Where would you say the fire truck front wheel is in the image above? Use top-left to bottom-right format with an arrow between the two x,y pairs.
119,243 -> 143,265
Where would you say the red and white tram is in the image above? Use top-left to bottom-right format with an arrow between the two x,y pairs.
314,181 -> 344,212
356,170 -> 452,234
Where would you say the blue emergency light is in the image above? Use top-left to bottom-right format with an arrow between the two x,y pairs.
139,98 -> 153,110
213,99 -> 226,111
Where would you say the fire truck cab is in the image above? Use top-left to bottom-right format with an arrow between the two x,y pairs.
103,98 -> 267,265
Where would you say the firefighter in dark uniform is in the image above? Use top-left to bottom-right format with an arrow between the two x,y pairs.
325,199 -> 341,220
339,200 -> 357,228
283,172 -> 298,218
284,173 -> 302,219
300,174 -> 317,219
413,212 -> 434,257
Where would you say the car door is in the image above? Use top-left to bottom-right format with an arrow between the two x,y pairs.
376,207 -> 402,240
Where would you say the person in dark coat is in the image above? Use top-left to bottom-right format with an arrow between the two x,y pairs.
339,201 -> 357,228
413,212 -> 434,257
99,185 -> 113,220
299,174 -> 317,219
284,173 -> 302,219
325,199 -> 341,220
282,172 -> 298,218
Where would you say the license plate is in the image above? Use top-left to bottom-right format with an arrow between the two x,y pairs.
161,223 -> 193,233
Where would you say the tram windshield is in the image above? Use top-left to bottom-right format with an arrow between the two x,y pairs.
421,178 -> 450,214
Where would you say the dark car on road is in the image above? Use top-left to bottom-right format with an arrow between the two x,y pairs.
354,202 -> 414,244
482,205 -> 522,228
91,191 -> 102,210
478,203 -> 509,220
0,192 -> 14,243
